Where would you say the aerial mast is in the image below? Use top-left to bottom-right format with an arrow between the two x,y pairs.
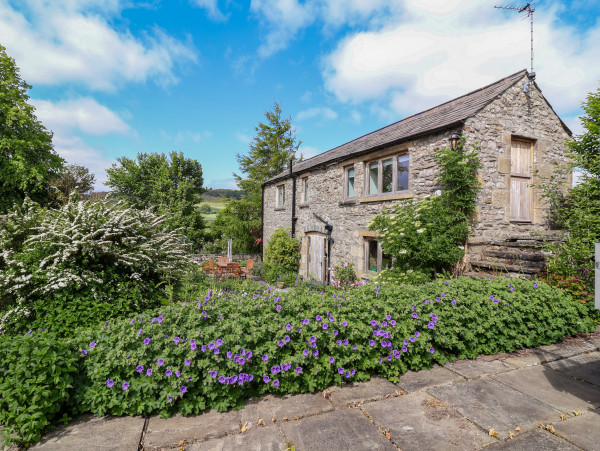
495,3 -> 536,77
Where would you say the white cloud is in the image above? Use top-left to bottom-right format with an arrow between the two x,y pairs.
296,107 -> 338,122
191,0 -> 228,21
0,1 -> 197,91
32,98 -> 130,136
206,177 -> 238,189
321,0 -> 600,120
174,130 -> 214,144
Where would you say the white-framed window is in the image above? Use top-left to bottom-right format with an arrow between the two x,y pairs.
302,177 -> 309,203
365,154 -> 410,195
345,165 -> 355,198
276,184 -> 285,207
365,238 -> 392,273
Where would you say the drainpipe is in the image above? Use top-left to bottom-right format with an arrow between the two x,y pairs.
290,159 -> 297,238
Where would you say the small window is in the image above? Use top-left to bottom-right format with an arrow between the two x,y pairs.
366,153 -> 410,196
345,166 -> 355,198
369,162 -> 379,194
303,178 -> 309,203
364,238 -> 392,273
397,155 -> 409,191
277,185 -> 285,207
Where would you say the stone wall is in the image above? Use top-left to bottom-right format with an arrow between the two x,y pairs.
263,73 -> 571,278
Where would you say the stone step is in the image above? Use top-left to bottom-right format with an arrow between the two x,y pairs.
469,260 -> 540,276
482,249 -> 547,269
468,240 -> 546,248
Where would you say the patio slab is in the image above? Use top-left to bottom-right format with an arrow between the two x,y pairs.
31,415 -> 144,450
239,393 -> 333,430
362,391 -> 495,451
501,348 -> 561,368
444,358 -> 516,379
494,365 -> 600,412
552,410 -> 600,450
428,379 -> 560,439
279,409 -> 396,451
397,365 -> 466,392
544,352 -> 600,387
538,341 -> 597,360
483,428 -> 579,450
327,377 -> 399,408
185,426 -> 286,451
143,410 -> 240,450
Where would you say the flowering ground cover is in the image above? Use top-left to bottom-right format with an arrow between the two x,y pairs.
0,277 -> 596,447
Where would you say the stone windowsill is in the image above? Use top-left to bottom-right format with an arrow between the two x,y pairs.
274,207 -> 286,211
298,203 -> 310,208
359,192 -> 414,203
338,198 -> 358,205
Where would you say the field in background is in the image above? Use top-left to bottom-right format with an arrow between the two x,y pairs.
200,189 -> 243,226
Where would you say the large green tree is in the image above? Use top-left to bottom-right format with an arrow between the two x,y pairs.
0,45 -> 64,213
213,102 -> 301,252
106,151 -> 206,251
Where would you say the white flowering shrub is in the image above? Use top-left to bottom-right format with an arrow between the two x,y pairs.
0,197 -> 192,335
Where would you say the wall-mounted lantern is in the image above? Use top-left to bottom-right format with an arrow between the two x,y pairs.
450,132 -> 461,150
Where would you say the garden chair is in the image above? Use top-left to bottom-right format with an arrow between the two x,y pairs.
241,259 -> 254,279
217,256 -> 229,264
227,263 -> 242,279
201,259 -> 215,275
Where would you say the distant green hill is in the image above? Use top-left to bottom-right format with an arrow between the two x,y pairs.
204,188 -> 245,201
200,189 -> 244,226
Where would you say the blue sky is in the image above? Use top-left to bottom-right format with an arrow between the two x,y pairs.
1,0 -> 599,190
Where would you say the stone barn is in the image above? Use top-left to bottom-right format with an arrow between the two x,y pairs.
261,70 -> 571,282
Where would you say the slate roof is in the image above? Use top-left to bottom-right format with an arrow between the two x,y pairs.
266,69 -> 531,186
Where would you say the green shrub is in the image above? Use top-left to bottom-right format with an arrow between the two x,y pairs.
263,228 -> 300,284
329,261 -> 358,289
0,332 -> 79,448
374,268 -> 432,286
0,197 -> 192,336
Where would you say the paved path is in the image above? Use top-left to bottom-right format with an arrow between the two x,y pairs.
7,330 -> 600,451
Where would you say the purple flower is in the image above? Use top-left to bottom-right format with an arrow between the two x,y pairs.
166,369 -> 172,377
136,365 -> 144,373
452,299 -> 457,306
276,305 -> 282,311
310,335 -> 317,343
441,292 -> 446,297
338,367 -> 344,375
273,379 -> 280,387
352,345 -> 357,350
27,329 -> 32,335
313,350 -> 319,357
489,295 -> 494,300
402,346 -> 408,352
286,323 -> 292,331
106,379 -> 114,388
343,339 -> 349,345
227,351 -> 232,359
533,283 -> 538,288
210,371 -> 217,378
412,312 -> 418,319
295,366 -> 302,374
190,342 -> 197,351
278,340 -> 284,347
208,342 -> 215,350
370,320 -> 377,326
494,299 -> 499,304
323,323 -> 328,330
301,318 -> 309,325
271,366 -> 280,374
336,340 -> 342,345
382,321 -> 388,327
81,350 -> 88,355
390,320 -> 397,326
429,347 -> 435,354
510,287 -> 515,292
188,376 -> 193,382
89,342 -> 96,348
176,370 -> 181,378
345,372 -> 351,378
386,314 -> 391,320
216,338 -> 223,346
180,386 -> 187,394
146,368 -> 153,376
214,348 -> 220,354
403,339 -> 409,345
415,331 -> 420,338
262,354 -> 269,361
428,322 -> 435,329
185,359 -> 191,366
219,376 -> 226,383
445,280 -> 450,285
424,300 -> 430,305
303,349 -> 309,356
410,337 -> 415,343
201,345 -> 206,352
316,315 -> 322,321
173,336 -> 180,344
143,338 -> 151,345
263,375 -> 270,383
329,356 -> 335,363
168,396 -> 173,402
138,329 -> 143,335
122,382 -> 129,390
284,335 -> 290,342
130,319 -> 135,325
158,358 -> 164,366
369,340 -> 375,346
342,321 -> 348,327
329,316 -> 334,322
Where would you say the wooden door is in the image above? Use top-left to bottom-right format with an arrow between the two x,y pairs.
510,139 -> 533,222
307,234 -> 326,282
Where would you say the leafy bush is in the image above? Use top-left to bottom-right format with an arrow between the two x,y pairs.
263,228 -> 300,283
329,261 -> 358,289
369,140 -> 481,277
0,197 -> 192,336
0,332 -> 79,447
374,268 -> 432,286
1,277 -> 595,446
